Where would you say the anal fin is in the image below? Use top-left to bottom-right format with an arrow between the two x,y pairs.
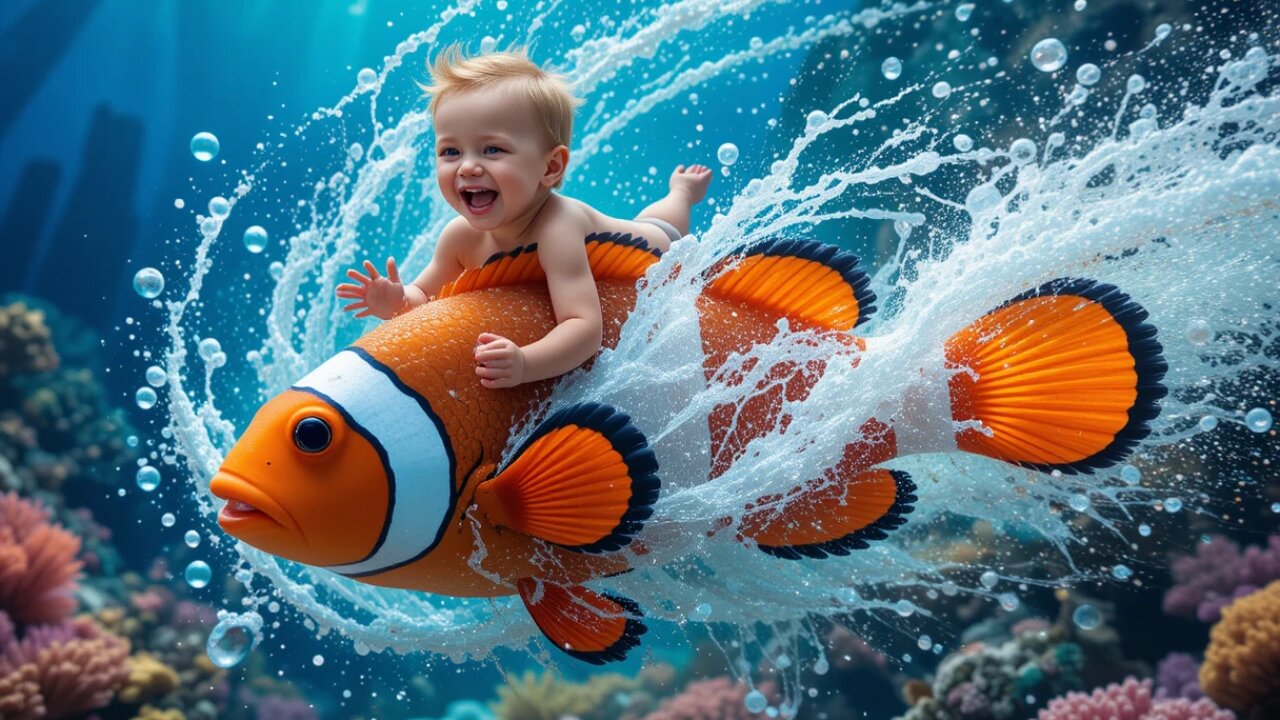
475,402 -> 659,553
517,578 -> 646,664
740,468 -> 917,559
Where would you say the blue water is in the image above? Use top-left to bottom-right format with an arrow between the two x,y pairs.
3,1 -> 1279,719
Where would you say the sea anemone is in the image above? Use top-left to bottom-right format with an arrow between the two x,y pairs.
0,492 -> 82,625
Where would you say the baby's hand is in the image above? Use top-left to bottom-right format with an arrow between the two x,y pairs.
337,258 -> 405,319
474,332 -> 526,389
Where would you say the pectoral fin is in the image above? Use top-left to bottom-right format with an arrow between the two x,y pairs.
517,578 -> 646,665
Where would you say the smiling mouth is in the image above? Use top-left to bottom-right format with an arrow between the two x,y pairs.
461,188 -> 498,214
210,471 -> 296,532
220,499 -> 270,522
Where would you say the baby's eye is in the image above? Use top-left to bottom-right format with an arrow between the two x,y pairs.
484,146 -> 504,156
439,147 -> 459,157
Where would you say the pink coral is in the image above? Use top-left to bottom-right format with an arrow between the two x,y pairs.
0,492 -> 82,625
0,611 -> 131,719
641,677 -> 779,720
1163,536 -> 1280,623
1038,678 -> 1234,720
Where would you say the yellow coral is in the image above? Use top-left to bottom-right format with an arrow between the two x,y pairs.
1201,579 -> 1280,717
131,704 -> 186,720
118,653 -> 180,704
491,670 -> 638,720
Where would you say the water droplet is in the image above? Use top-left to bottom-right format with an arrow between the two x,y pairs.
717,143 -> 740,166
126,435 -> 139,448
1076,63 -> 1101,86
185,560 -> 212,589
1127,74 -> 1147,93
813,657 -> 829,675
1072,604 -> 1101,630
1112,564 -> 1132,580
136,387 -> 158,410
145,365 -> 166,387
1120,465 -> 1142,485
941,581 -> 959,596
357,67 -> 377,88
190,132 -> 220,162
999,593 -> 1019,611
133,267 -> 165,299
881,57 -> 902,80
1031,38 -> 1068,73
161,512 -> 176,527
185,530 -> 201,548
931,81 -> 951,99
1068,494 -> 1090,512
1155,23 -> 1172,41
313,654 -> 325,666
980,570 -> 999,589
243,226 -> 269,254
1009,138 -> 1038,165
570,24 -> 586,41
955,3 -> 974,21
745,689 -> 768,713
965,184 -> 1002,215
198,338 -> 223,362
1073,0 -> 1086,10
1138,523 -> 1152,537
953,134 -> 973,152
1271,503 -> 1280,514
1198,415 -> 1218,432
269,261 -> 284,281
1185,319 -> 1213,345
895,599 -> 915,617
894,220 -> 913,240
1164,497 -> 1183,513
208,197 -> 231,220
135,466 -> 161,492
917,634 -> 933,650
805,110 -> 828,130
690,603 -> 712,621
207,612 -> 262,668
1245,408 -> 1272,433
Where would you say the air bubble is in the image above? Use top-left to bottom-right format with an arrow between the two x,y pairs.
931,81 -> 952,99
357,68 -> 377,88
161,512 -> 175,527
136,387 -> 158,410
805,110 -> 828,129
717,143 -> 740,166
190,132 -> 220,162
208,196 -> 231,220
1120,465 -> 1141,485
1138,523 -> 1152,537
1164,497 -> 1183,513
895,599 -> 915,617
145,365 -> 166,387
955,4 -> 974,21
1198,415 -> 1218,432
198,338 -> 223,361
881,57 -> 902,80
135,466 -> 161,492
980,570 -> 999,589
1185,319 -> 1212,345
1009,138 -> 1038,165
745,690 -> 768,713
207,612 -> 262,668
185,560 -> 212,589
1155,23 -> 1172,41
185,530 -> 201,548
1076,63 -> 1101,86
953,134 -> 973,152
133,268 -> 165,299
1244,408 -> 1272,433
1112,564 -> 1132,580
1072,604 -> 1101,630
1031,39 -> 1068,73
965,184 -> 1002,215
243,226 -> 269,254
1127,74 -> 1147,93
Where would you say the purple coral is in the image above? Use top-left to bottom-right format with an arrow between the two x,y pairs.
1156,653 -> 1203,701
0,610 -> 130,719
1038,678 -> 1234,720
254,694 -> 320,720
1163,535 -> 1280,623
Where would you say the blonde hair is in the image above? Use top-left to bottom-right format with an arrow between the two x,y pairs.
421,45 -> 580,186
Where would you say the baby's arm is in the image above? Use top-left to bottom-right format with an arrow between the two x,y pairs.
474,225 -> 602,388
338,218 -> 470,319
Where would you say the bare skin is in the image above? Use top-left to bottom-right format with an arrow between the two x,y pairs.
337,85 -> 712,388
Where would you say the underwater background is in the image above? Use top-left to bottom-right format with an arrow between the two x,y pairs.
2,0 -> 1279,719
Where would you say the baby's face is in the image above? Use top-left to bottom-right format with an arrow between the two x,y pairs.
433,88 -> 561,233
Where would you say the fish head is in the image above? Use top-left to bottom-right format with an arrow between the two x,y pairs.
211,388 -> 390,567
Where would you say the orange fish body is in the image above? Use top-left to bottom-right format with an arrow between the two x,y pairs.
213,234 -> 1167,663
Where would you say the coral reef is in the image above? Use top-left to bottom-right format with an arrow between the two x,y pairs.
640,677 -> 779,720
1157,653 -> 1204,701
0,301 -> 58,380
1163,536 -> 1280,623
251,694 -> 320,720
119,652 -> 182,705
0,492 -> 82,625
490,669 -> 646,720
1200,580 -> 1280,719
0,611 -> 131,719
1037,678 -> 1234,720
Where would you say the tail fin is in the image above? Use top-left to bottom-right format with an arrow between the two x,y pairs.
945,278 -> 1167,475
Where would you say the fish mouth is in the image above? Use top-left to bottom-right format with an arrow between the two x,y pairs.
210,470 -> 300,536
460,188 -> 498,215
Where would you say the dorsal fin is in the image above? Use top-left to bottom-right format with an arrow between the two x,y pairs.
437,232 -> 662,299
702,238 -> 876,331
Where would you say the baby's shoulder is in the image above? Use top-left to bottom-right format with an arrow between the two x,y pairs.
530,196 -> 597,249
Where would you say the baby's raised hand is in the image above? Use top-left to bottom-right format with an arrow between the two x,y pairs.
474,332 -> 526,389
337,258 -> 404,319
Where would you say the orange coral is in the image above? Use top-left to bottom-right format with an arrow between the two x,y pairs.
1201,580 -> 1280,718
34,631 -> 131,718
0,492 -> 82,625
0,662 -> 43,720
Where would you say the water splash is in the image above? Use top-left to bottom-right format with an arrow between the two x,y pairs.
155,0 -> 1279,703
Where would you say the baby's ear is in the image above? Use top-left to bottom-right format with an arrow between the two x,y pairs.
542,145 -> 570,188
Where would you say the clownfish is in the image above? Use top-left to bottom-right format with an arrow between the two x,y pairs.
211,233 -> 1166,664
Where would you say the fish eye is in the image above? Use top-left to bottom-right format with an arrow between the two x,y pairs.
293,417 -> 332,453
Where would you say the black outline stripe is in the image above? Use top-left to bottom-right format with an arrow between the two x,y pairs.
758,470 -> 917,560
983,277 -> 1168,475
704,237 -> 878,328
477,232 -> 663,270
495,401 -> 660,555
563,592 -> 647,665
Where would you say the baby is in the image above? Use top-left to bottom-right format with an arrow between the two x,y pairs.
338,45 -> 712,389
